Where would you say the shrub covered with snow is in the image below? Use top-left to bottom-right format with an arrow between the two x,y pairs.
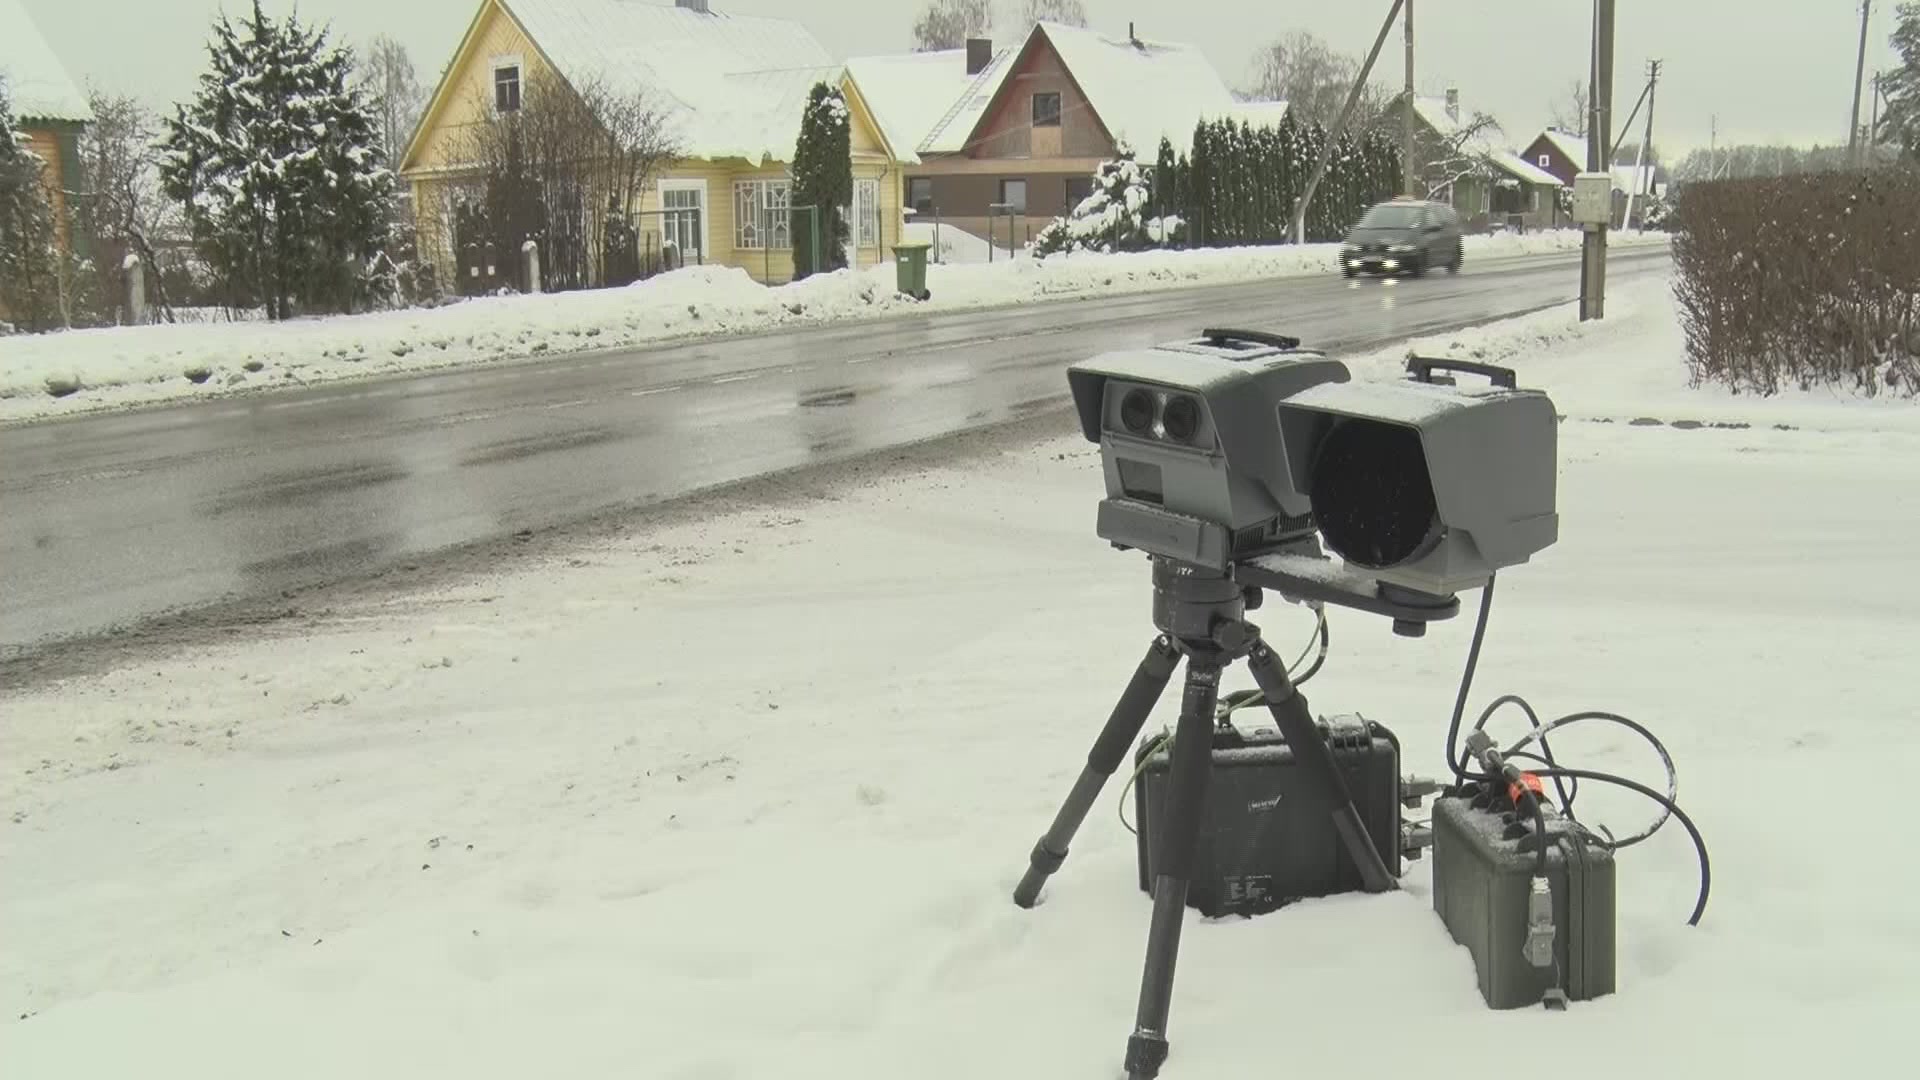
1032,143 -> 1159,258
1670,171 -> 1919,397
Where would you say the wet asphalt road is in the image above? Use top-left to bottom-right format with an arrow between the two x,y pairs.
0,247 -> 1670,653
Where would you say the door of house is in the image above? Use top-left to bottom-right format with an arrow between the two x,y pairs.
840,177 -> 879,267
659,179 -> 708,267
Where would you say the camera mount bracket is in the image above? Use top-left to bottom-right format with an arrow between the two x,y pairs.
1236,551 -> 1462,636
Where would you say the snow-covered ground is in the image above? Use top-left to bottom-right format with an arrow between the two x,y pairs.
0,230 -> 1668,424
6,272 -> 1915,1078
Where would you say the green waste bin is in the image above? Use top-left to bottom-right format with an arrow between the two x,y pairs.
892,242 -> 931,301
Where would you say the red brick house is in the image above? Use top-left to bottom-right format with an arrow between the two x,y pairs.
847,21 -> 1286,251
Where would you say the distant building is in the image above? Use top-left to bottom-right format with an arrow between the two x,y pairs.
1520,129 -> 1666,228
401,0 -> 910,287
0,0 -> 93,260
1384,89 -> 1562,232
846,21 -> 1288,250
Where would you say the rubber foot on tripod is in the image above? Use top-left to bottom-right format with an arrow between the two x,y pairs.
1012,843 -> 1067,908
1125,1032 -> 1169,1079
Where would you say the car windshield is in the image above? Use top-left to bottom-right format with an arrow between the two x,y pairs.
1356,204 -> 1424,229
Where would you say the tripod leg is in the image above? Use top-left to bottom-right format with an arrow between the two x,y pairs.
1013,635 -> 1181,909
1125,658 -> 1221,1080
1244,640 -> 1397,893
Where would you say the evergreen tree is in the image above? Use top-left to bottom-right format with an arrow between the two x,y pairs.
789,82 -> 852,280
1031,142 -> 1157,257
159,1 -> 395,319
1879,3 -> 1920,162
0,83 -> 62,331
1154,137 -> 1177,224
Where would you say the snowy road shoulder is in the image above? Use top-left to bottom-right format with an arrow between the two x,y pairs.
5,279 -> 1917,1077
0,230 -> 1668,425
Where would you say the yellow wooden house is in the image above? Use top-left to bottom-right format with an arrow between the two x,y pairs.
400,0 -> 910,289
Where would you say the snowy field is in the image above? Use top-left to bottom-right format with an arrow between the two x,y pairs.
0,230 -> 1669,424
5,272 -> 1916,1078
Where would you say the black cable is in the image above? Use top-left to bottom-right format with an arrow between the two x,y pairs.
1443,574 -> 1497,784
1471,693 -> 1577,810
1292,610 -> 1330,687
1521,789 -> 1549,875
1527,766 -> 1710,926
1502,710 -> 1679,848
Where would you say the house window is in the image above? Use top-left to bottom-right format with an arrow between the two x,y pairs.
493,61 -> 522,113
733,178 -> 791,250
1065,176 -> 1093,210
1032,92 -> 1062,127
1538,153 -> 1551,167
855,178 -> 880,248
998,178 -> 1027,213
908,177 -> 934,215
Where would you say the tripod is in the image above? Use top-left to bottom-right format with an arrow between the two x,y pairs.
1011,557 -> 1398,1080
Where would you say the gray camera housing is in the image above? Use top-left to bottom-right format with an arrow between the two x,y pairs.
1070,333 -> 1558,597
1068,334 -> 1349,571
1275,376 -> 1559,595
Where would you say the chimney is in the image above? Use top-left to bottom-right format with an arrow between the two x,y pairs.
1445,86 -> 1460,122
966,38 -> 992,75
675,0 -> 711,13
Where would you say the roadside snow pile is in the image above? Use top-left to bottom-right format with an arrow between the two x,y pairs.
1345,273 -> 1919,430
3,283 -> 1915,1076
0,230 -> 1667,423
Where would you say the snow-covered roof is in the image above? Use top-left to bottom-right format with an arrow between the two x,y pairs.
0,0 -> 92,124
1612,164 -> 1657,195
1036,22 -> 1270,152
1541,128 -> 1588,167
917,46 -> 1019,154
501,0 -> 836,163
1489,150 -> 1561,187
844,49 -> 991,165
1411,96 -> 1465,138
914,22 -> 1282,158
1224,100 -> 1290,130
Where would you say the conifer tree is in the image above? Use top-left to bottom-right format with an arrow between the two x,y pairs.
789,82 -> 852,280
159,1 -> 395,318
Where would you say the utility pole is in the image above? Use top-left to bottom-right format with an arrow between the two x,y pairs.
1580,0 -> 1615,321
1623,59 -> 1660,229
1849,0 -> 1872,166
1403,0 -> 1417,197
1708,115 -> 1717,180
1868,71 -> 1883,163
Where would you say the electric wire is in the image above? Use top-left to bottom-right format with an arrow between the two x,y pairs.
1525,766 -> 1711,926
1443,574 -> 1497,784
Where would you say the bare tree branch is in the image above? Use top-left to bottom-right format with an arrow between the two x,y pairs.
912,0 -> 992,51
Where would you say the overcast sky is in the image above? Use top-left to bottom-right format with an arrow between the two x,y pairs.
17,0 -> 1903,158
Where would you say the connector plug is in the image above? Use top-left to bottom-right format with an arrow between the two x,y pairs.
1523,875 -> 1556,968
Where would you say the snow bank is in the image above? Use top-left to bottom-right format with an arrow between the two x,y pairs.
3,284 -> 1916,1073
0,230 -> 1669,424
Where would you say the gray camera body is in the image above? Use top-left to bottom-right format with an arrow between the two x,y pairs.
1068,331 -> 1559,598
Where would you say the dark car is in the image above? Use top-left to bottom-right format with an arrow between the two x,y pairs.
1340,199 -> 1463,277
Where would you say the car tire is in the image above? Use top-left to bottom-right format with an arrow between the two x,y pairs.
1449,243 -> 1463,272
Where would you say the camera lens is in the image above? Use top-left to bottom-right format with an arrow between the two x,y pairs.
1310,418 -> 1439,569
1162,395 -> 1201,443
1120,388 -> 1156,434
